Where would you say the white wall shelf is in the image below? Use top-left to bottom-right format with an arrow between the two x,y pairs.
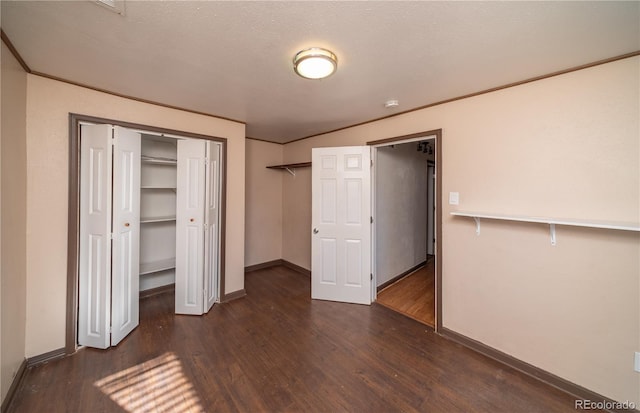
266,162 -> 311,176
451,211 -> 640,246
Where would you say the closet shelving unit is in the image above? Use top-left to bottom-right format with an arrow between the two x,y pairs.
139,143 -> 178,290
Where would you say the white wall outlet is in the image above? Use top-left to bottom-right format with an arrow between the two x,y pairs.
635,352 -> 640,372
449,192 -> 459,205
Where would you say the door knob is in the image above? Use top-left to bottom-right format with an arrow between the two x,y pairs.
313,228 -> 319,234
190,218 -> 195,222
124,222 -> 130,227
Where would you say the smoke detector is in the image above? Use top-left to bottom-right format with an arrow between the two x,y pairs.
94,0 -> 126,15
384,99 -> 399,108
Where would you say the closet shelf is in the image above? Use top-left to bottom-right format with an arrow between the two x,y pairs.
140,215 -> 176,224
142,156 -> 177,165
266,162 -> 311,176
140,185 -> 177,190
450,210 -> 640,246
140,258 -> 176,276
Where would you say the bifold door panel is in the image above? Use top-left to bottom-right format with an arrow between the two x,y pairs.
175,139 -> 206,315
79,124 -> 141,348
175,139 -> 222,315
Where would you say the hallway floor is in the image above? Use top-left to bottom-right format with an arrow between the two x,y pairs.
377,259 -> 435,327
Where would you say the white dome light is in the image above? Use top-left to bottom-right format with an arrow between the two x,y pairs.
293,48 -> 337,80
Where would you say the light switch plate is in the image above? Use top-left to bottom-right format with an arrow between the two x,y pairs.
449,192 -> 459,205
635,352 -> 640,372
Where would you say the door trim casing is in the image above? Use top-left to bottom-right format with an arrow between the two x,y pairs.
66,113 -> 228,354
367,129 -> 443,331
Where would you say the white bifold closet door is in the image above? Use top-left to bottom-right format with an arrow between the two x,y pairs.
79,126 -> 222,349
79,124 -> 141,349
203,142 -> 221,312
175,139 -> 221,315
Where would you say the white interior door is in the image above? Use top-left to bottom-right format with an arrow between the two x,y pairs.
175,139 -> 206,315
79,124 -> 113,349
110,126 -> 141,346
203,142 -> 221,312
311,146 -> 372,305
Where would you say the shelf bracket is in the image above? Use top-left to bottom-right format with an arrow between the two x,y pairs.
285,167 -> 296,176
473,217 -> 481,236
550,224 -> 556,246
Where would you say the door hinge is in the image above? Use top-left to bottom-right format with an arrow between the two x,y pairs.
370,159 -> 374,167
370,216 -> 373,224
204,157 -> 209,166
370,273 -> 373,280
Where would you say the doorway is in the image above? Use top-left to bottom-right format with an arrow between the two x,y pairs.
369,131 -> 441,330
66,113 -> 227,353
309,130 -> 443,330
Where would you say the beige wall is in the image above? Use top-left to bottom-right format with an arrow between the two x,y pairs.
282,57 -> 640,404
24,75 -> 245,358
1,43 -> 28,403
245,139 -> 283,267
282,167 -> 312,269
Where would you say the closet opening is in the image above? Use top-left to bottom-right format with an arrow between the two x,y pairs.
139,134 -> 179,295
369,131 -> 442,330
66,113 -> 227,353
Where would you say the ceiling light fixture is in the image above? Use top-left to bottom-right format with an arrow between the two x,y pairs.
293,48 -> 338,79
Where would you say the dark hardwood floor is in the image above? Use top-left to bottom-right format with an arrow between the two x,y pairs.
8,266 -> 590,413
377,259 -> 435,327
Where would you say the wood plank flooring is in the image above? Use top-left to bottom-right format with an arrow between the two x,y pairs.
8,266 -> 590,413
377,259 -> 435,327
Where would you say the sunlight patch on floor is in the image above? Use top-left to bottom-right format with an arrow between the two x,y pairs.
94,352 -> 203,413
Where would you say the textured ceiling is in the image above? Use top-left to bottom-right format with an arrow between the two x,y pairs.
2,1 -> 639,143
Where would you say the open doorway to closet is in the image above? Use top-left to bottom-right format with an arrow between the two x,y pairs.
370,131 -> 441,329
